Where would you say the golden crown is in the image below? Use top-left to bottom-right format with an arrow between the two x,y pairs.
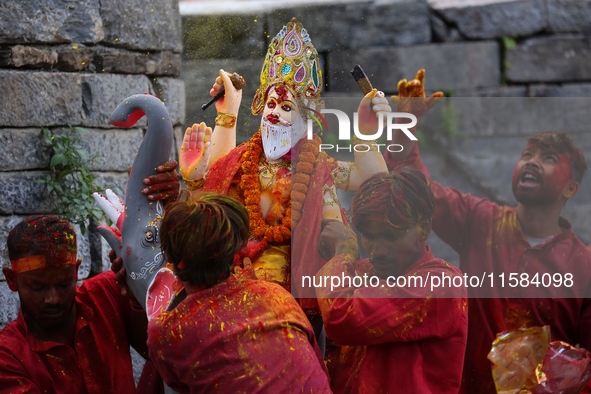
251,18 -> 323,116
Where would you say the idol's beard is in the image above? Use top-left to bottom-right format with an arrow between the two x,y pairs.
260,114 -> 307,160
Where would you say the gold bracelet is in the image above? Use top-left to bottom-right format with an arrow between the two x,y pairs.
331,163 -> 354,192
215,112 -> 237,128
184,178 -> 205,190
353,135 -> 379,152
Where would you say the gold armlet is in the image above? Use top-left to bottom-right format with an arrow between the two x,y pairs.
331,163 -> 355,192
184,178 -> 205,190
353,135 -> 379,152
215,112 -> 237,128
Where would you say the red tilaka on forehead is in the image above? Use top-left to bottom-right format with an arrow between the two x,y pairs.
274,85 -> 289,103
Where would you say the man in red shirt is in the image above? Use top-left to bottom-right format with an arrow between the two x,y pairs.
386,72 -> 591,393
315,167 -> 468,394
147,194 -> 331,393
0,216 -> 150,393
0,162 -> 180,394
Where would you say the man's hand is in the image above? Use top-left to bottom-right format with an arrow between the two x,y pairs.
211,69 -> 242,116
390,69 -> 443,118
318,219 -> 359,261
179,122 -> 212,183
110,250 -> 133,299
142,159 -> 180,205
356,89 -> 392,137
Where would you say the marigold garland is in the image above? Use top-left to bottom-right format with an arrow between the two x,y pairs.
291,135 -> 321,230
238,129 -> 292,243
233,130 -> 322,245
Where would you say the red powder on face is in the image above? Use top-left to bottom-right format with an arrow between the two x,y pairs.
512,143 -> 574,205
274,84 -> 289,103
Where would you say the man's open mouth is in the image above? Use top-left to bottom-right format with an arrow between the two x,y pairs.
519,170 -> 541,187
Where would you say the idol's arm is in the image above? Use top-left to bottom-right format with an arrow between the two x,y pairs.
209,70 -> 242,167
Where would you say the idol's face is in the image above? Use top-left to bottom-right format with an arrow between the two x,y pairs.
512,143 -> 576,206
262,87 -> 300,124
260,86 -> 307,160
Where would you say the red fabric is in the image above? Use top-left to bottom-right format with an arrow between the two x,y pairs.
0,272 -> 139,394
386,146 -> 591,394
316,248 -> 468,394
203,138 -> 339,313
147,274 -> 331,393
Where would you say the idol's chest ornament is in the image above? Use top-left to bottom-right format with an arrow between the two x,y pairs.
258,158 -> 291,190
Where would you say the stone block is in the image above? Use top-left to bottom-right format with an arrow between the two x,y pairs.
0,128 -> 50,171
56,45 -> 97,72
0,215 -> 27,281
0,0 -> 104,44
183,14 -> 266,59
453,86 -> 527,97
94,49 -> 147,75
562,203 -> 591,245
153,78 -> 186,126
0,283 -> 20,327
131,347 -> 146,386
327,41 -> 500,93
173,126 -> 184,160
182,57 -> 263,138
93,172 -> 129,199
0,70 -> 83,127
548,0 -> 591,34
431,0 -> 546,39
80,73 -> 153,128
100,0 -> 182,52
430,13 -> 462,43
506,36 -> 591,83
146,52 -> 181,77
528,83 -> 591,97
267,0 -> 431,51
0,172 -> 52,215
182,57 -> 266,101
419,97 -> 591,138
0,46 -> 58,69
73,223 -> 92,280
48,126 -> 144,172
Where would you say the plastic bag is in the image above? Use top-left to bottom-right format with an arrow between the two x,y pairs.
533,341 -> 591,394
488,326 -> 551,394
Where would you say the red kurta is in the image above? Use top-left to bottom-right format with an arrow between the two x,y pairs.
0,272 -> 138,394
386,146 -> 591,393
147,274 -> 331,394
316,248 -> 468,394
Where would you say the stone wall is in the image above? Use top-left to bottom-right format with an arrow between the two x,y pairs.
182,0 -> 591,264
0,0 -> 184,382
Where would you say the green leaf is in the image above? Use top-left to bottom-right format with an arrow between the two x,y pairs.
50,154 -> 66,169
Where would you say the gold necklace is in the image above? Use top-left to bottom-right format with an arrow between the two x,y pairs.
258,158 -> 291,190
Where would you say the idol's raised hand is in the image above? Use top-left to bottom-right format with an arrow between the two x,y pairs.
356,89 -> 392,136
390,69 -> 443,118
210,69 -> 243,117
180,122 -> 212,184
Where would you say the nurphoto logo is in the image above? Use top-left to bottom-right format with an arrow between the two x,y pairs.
306,109 -> 418,152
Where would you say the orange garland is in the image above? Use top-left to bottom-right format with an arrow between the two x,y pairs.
239,130 -> 292,243
237,130 -> 322,243
291,135 -> 321,229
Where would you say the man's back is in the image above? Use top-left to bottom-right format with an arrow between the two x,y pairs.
147,274 -> 331,394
